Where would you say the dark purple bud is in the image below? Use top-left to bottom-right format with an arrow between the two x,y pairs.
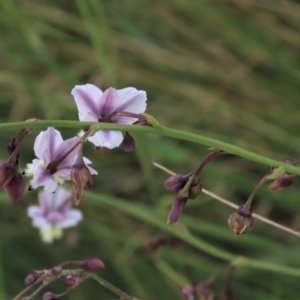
121,132 -> 135,152
81,257 -> 105,273
61,275 -> 84,287
195,281 -> 214,300
0,161 -> 17,191
49,265 -> 62,276
182,284 -> 195,300
164,174 -> 185,192
5,172 -> 25,202
43,292 -> 57,300
188,178 -> 202,199
219,288 -> 233,300
228,205 -> 254,238
70,158 -> 93,206
268,173 -> 294,191
167,195 -> 188,224
24,273 -> 39,286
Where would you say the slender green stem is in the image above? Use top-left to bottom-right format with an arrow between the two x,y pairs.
1,120 -> 300,174
85,273 -> 138,300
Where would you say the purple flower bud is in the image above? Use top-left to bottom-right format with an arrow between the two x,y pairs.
195,281 -> 214,300
0,161 -> 17,191
268,173 -> 294,191
49,265 -> 62,276
43,292 -> 57,300
167,195 -> 188,224
228,206 -> 254,238
182,284 -> 195,300
81,257 -> 105,273
121,132 -> 135,152
24,273 -> 39,286
70,158 -> 93,206
5,172 -> 25,202
164,174 -> 185,192
61,274 -> 84,287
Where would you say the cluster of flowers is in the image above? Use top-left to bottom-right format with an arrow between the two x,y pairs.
0,84 -> 147,242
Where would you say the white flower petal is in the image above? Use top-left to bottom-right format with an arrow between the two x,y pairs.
33,128 -> 63,164
87,130 -> 124,149
57,209 -> 83,228
83,157 -> 98,175
72,84 -> 102,121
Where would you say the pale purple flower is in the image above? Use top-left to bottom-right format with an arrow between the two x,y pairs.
71,84 -> 147,149
27,188 -> 83,243
25,127 -> 97,192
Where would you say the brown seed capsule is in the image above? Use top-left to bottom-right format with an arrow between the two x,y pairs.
188,178 -> 202,199
81,257 -> 105,273
195,281 -> 214,300
70,159 -> 93,206
0,161 -> 17,191
5,172 -> 25,202
228,206 -> 254,238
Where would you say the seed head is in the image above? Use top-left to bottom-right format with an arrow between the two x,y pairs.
228,206 -> 254,238
0,161 -> 17,191
5,172 -> 25,202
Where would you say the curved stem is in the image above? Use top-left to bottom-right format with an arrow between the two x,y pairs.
0,120 -> 299,175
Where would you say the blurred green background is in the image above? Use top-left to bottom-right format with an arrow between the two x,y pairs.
1,0 -> 300,299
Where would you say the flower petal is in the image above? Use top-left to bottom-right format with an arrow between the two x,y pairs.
83,157 -> 98,175
34,128 -> 63,165
53,137 -> 81,168
98,88 -> 118,117
31,159 -> 58,192
87,130 -> 123,149
57,209 -> 83,228
72,84 -> 102,121
31,215 -> 52,230
111,88 -> 147,124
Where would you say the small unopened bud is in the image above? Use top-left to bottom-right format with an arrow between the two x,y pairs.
24,273 -> 39,286
228,206 -> 254,238
5,172 -> 25,202
70,159 -> 93,206
182,284 -> 195,300
121,132 -> 135,152
268,173 -> 294,191
167,195 -> 188,224
61,274 -> 84,287
195,281 -> 214,300
0,161 -> 17,191
81,257 -> 105,273
219,288 -> 233,300
164,174 -> 185,192
43,292 -> 57,300
188,178 -> 202,199
49,265 -> 62,276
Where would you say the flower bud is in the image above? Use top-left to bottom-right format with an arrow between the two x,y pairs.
43,292 -> 57,300
70,160 -> 93,206
49,265 -> 62,276
268,173 -> 294,191
164,174 -> 185,192
61,274 -> 84,287
5,172 -> 25,202
24,273 -> 39,286
188,178 -> 202,199
121,132 -> 135,152
182,284 -> 195,300
195,281 -> 214,300
81,257 -> 105,273
167,195 -> 188,224
228,206 -> 254,238
0,161 -> 17,191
